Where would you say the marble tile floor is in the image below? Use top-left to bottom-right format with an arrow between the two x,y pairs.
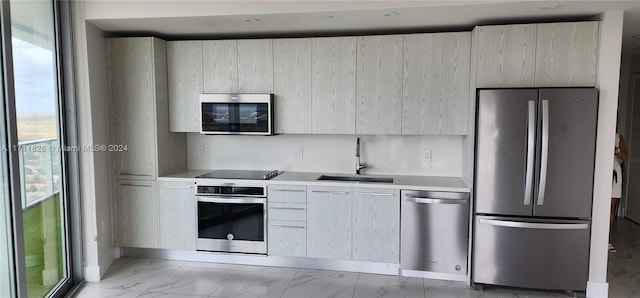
607,217 -> 640,297
69,258 -> 586,298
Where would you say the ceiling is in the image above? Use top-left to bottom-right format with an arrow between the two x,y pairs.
88,1 -> 640,54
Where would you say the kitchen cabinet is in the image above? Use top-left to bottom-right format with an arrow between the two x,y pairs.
307,186 -> 352,260
203,40 -> 238,93
356,35 -> 403,135
107,37 -> 187,180
352,188 -> 400,263
311,37 -> 356,134
475,24 -> 537,88
268,185 -> 307,257
167,40 -> 203,132
158,181 -> 196,250
116,180 -> 158,248
534,22 -> 598,87
403,32 -> 471,135
238,39 -> 273,92
273,38 -> 312,134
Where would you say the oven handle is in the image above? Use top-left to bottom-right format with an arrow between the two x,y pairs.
196,196 -> 266,204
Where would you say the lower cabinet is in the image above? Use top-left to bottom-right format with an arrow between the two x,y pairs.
307,186 -> 353,260
158,181 -> 196,250
268,220 -> 307,257
116,180 -> 158,248
352,188 -> 400,263
268,185 -> 307,257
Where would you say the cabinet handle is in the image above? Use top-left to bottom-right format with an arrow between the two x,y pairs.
272,189 -> 305,193
311,190 -> 349,195
163,186 -> 192,190
357,192 -> 395,197
269,224 -> 305,229
120,184 -> 153,188
269,206 -> 306,211
120,173 -> 153,177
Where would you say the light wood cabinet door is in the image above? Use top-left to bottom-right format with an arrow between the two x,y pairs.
475,25 -> 537,88
238,39 -> 273,93
311,37 -> 356,134
352,188 -> 400,263
534,22 -> 598,87
203,40 -> 238,93
307,186 -> 352,260
167,41 -> 203,132
107,37 -> 158,180
403,32 -> 471,135
268,184 -> 307,203
356,35 -> 403,135
273,38 -> 312,133
158,181 -> 196,250
268,220 -> 306,257
116,180 -> 158,248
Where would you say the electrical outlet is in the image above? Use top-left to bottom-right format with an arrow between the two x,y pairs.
292,147 -> 304,159
197,145 -> 204,158
424,150 -> 432,161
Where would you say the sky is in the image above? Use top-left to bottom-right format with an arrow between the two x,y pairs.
12,37 -> 57,115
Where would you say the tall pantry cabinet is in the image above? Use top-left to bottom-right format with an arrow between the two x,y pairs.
106,37 -> 187,248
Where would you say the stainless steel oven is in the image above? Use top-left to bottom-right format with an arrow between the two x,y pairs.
195,183 -> 267,254
200,93 -> 274,135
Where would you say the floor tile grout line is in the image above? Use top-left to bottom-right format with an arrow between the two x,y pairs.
278,268 -> 299,298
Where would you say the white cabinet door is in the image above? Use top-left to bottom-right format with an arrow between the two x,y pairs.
356,35 -> 403,135
307,186 -> 352,260
268,184 -> 307,203
158,181 -> 196,250
534,22 -> 598,87
273,38 -> 312,133
352,188 -> 400,263
116,180 -> 158,248
311,37 -> 356,134
238,39 -> 273,93
268,220 -> 306,257
475,24 -> 537,88
203,40 -> 238,93
403,32 -> 471,135
167,41 -> 203,132
107,37 -> 158,180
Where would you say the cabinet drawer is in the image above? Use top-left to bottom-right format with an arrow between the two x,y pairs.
268,220 -> 306,257
269,185 -> 307,203
268,202 -> 306,221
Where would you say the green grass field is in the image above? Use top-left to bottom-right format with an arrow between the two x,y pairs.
17,114 -> 58,143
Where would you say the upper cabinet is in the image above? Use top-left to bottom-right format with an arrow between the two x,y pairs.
475,25 -> 537,88
238,39 -> 274,92
167,41 -> 203,132
273,38 -> 312,134
311,37 -> 357,134
534,22 -> 598,87
475,22 -> 598,88
403,32 -> 471,135
203,40 -> 238,93
356,35 -> 403,135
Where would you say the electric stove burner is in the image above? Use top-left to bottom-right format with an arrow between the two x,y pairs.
196,170 -> 281,180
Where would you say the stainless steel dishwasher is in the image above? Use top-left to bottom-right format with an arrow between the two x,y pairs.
400,190 -> 469,275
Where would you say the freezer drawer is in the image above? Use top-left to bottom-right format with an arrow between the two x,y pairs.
472,216 -> 589,291
401,190 -> 469,274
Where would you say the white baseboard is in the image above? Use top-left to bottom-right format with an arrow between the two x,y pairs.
586,281 -> 608,298
84,265 -> 101,282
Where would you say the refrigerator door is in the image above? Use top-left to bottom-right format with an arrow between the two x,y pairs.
475,89 -> 538,216
534,88 -> 598,218
473,215 -> 589,291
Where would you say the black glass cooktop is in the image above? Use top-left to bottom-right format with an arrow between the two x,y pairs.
196,170 -> 281,180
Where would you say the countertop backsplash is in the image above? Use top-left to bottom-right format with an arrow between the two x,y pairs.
186,133 -> 463,177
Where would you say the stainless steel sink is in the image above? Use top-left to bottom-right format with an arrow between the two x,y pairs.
316,174 -> 394,183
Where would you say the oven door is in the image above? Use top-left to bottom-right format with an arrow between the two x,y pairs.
196,196 -> 267,254
200,94 -> 273,135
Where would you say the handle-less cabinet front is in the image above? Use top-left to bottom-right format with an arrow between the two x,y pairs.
158,181 -> 196,250
116,180 -> 158,248
401,190 -> 469,274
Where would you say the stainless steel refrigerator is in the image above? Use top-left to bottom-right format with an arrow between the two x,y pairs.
472,88 -> 598,291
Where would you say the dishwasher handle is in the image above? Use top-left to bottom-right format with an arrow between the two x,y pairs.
403,195 -> 468,205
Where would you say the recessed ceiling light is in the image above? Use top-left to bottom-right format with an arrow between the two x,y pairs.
384,11 -> 400,17
245,18 -> 261,23
541,4 -> 562,10
633,35 -> 640,39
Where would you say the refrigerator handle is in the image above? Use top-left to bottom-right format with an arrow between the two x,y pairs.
478,218 -> 588,230
525,100 -> 536,206
537,99 -> 549,206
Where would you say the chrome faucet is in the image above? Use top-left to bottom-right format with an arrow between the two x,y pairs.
355,137 -> 367,175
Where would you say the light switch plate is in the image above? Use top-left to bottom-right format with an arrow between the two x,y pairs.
293,147 -> 304,159
423,150 -> 432,161
197,145 -> 204,158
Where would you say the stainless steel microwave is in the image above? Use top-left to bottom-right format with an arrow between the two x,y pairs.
199,93 -> 274,135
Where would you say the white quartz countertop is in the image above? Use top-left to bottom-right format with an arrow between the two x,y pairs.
159,170 -> 470,192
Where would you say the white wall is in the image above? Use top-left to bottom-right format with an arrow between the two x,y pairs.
188,134 -> 464,177
587,10 -> 624,298
621,54 -> 640,216
72,1 -> 115,281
